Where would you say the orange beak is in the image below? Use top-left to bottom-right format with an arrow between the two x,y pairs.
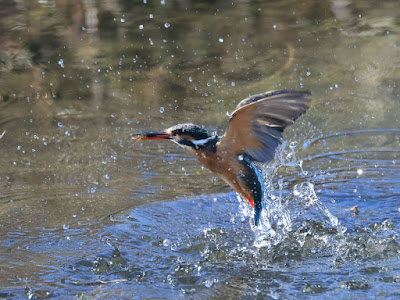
131,130 -> 171,140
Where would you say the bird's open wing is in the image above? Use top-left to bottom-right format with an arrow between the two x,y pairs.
217,90 -> 312,163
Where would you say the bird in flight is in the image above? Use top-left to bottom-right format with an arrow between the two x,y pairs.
132,90 -> 311,226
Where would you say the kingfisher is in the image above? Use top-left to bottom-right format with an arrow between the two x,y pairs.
132,90 -> 311,226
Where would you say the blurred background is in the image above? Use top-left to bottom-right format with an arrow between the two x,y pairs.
0,0 -> 399,298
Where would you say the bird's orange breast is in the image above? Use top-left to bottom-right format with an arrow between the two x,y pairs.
189,149 -> 255,207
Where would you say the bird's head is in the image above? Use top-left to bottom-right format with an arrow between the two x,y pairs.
132,123 -> 217,151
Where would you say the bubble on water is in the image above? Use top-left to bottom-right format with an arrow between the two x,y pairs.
204,280 -> 213,288
58,122 -> 63,128
357,169 -> 364,175
65,131 -> 71,136
273,24 -> 277,29
164,22 -> 170,28
58,59 -> 64,68
160,107 -> 164,113
120,18 -> 125,23
149,14 -> 153,19
63,224 -> 69,230
238,155 -> 244,161
188,76 -> 193,82
139,24 -> 144,30
306,71 -> 311,76
218,38 -> 224,43
163,239 -> 170,247
231,81 -> 235,86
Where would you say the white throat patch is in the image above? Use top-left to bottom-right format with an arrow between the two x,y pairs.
191,138 -> 211,146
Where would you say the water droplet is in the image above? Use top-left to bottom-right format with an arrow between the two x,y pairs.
306,71 -> 311,76
357,169 -> 363,175
63,224 -> 69,230
139,24 -> 144,30
149,14 -> 153,19
160,107 -> 164,113
188,76 -> 193,82
231,81 -> 235,86
164,22 -> 170,28
218,38 -> 224,43
58,59 -> 64,68
273,24 -> 277,29
65,131 -> 71,136
289,141 -> 298,150
120,18 -> 125,23
58,122 -> 63,128
355,77 -> 359,82
238,155 -> 244,161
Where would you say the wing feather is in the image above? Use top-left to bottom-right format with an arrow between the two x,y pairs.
217,90 -> 311,163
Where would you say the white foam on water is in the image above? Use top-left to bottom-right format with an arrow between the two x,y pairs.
247,141 -> 346,248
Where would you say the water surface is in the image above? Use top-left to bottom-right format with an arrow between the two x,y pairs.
0,0 -> 399,298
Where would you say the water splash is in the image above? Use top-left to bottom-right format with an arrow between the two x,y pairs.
248,141 -> 346,248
